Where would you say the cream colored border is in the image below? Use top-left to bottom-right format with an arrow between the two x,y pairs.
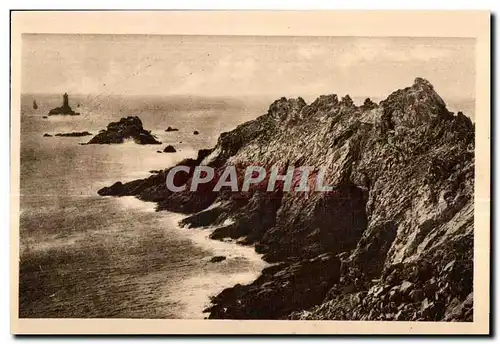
10,10 -> 490,335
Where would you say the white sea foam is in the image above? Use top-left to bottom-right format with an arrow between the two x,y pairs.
157,211 -> 268,319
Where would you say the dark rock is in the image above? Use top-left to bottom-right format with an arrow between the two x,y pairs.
163,145 -> 177,153
48,93 -> 80,116
87,116 -> 161,145
43,133 -> 52,137
361,97 -> 377,110
340,94 -> 355,107
165,126 -> 179,132
55,131 -> 92,137
42,116 -> 48,119
210,256 -> 226,263
409,289 -> 425,303
193,130 -> 199,135
157,151 -> 162,153
97,182 -> 124,196
208,254 -> 341,319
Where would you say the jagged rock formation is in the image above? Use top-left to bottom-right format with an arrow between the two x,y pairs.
361,98 -> 377,110
98,78 -> 474,321
165,126 -> 179,132
48,93 -> 80,116
86,116 -> 161,145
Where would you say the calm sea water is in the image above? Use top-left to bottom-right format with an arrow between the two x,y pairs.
18,93 -> 270,318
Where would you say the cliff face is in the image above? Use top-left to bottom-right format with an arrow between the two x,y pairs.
98,78 -> 474,321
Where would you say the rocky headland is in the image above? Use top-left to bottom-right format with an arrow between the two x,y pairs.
86,116 -> 161,145
97,78 -> 474,321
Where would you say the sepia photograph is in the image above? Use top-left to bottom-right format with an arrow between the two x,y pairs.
10,11 -> 490,335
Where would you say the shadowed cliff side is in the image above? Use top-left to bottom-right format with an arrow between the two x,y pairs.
98,78 -> 474,321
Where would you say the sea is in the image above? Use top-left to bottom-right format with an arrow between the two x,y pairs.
18,93 -> 271,318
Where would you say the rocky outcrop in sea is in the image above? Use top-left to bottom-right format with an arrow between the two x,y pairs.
86,116 -> 162,145
48,93 -> 80,116
97,78 -> 474,321
163,145 -> 177,153
55,131 -> 93,137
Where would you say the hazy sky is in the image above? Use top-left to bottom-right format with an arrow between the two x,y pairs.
22,34 -> 475,101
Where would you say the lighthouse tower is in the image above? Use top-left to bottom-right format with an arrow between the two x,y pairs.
63,93 -> 69,109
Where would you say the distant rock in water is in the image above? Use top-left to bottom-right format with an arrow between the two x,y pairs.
48,93 -> 80,116
86,116 -> 162,145
165,126 -> 179,132
210,256 -> 227,263
55,131 -> 93,137
43,133 -> 52,137
193,130 -> 199,135
163,145 -> 177,153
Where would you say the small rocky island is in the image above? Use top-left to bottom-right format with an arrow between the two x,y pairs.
86,116 -> 162,145
55,131 -> 93,137
48,93 -> 80,116
44,131 -> 93,138
163,145 -> 177,153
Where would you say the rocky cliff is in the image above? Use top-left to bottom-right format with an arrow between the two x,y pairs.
98,78 -> 474,321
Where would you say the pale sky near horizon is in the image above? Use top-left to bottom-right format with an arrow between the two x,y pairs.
21,34 -> 475,102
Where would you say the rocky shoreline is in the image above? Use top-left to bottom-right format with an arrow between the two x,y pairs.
98,78 -> 474,321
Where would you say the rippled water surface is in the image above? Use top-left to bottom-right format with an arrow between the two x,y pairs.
19,94 -> 269,318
